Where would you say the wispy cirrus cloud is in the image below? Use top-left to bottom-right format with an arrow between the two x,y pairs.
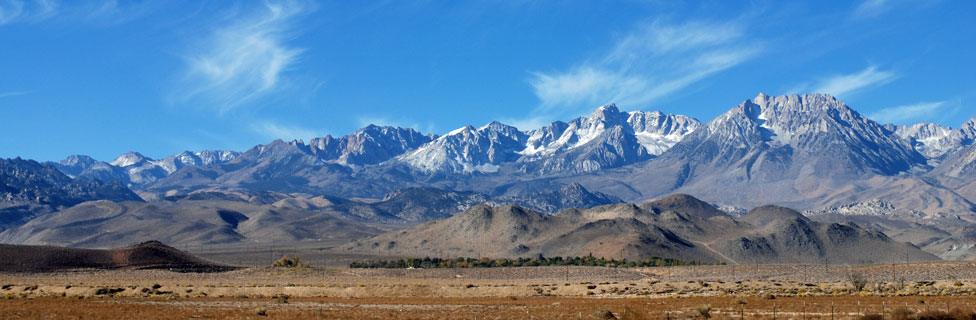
812,66 -> 897,98
82,0 -> 157,25
867,101 -> 946,124
175,1 -> 310,114
0,90 -> 31,98
0,0 -> 57,25
788,65 -> 897,98
0,0 -> 158,27
524,18 -> 763,127
851,0 -> 890,19
251,121 -> 322,142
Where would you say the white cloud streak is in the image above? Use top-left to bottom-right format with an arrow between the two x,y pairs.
252,121 -> 321,142
82,0 -> 156,25
0,0 -> 58,25
812,66 -> 897,98
0,1 -> 157,27
526,19 -> 762,125
177,1 -> 308,114
852,0 -> 889,19
0,90 -> 31,98
867,101 -> 946,124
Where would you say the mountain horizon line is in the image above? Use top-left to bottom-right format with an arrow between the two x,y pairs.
53,92 -> 976,164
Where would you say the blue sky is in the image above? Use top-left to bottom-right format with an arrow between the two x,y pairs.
1,0 -> 974,162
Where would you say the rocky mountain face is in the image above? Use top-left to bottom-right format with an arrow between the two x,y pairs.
368,187 -> 492,221
53,155 -> 130,183
345,194 -> 936,264
889,116 -> 976,162
397,105 -> 700,175
562,93 -> 976,218
514,105 -> 700,174
400,122 -> 528,174
0,157 -> 142,231
803,199 -> 925,219
51,150 -> 241,188
48,108 -> 699,195
307,125 -> 435,165
1,158 -> 141,207
667,93 -> 923,177
494,183 -> 624,214
892,123 -> 959,160
9,93 -> 976,262
41,94 -> 976,221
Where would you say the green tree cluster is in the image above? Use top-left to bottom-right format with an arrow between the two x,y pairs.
350,255 -> 701,269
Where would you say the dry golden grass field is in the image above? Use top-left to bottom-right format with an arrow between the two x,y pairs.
3,263 -> 976,319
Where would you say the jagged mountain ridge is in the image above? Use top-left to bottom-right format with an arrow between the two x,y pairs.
560,93 -> 975,218
53,150 -> 241,188
399,121 -> 528,174
667,93 -> 924,177
888,116 -> 976,161
43,94 -> 976,218
307,125 -> 436,165
50,106 -> 700,195
513,105 -> 700,174
1,158 -> 141,207
0,157 -> 142,232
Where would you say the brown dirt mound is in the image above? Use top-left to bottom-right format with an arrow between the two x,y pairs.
0,240 -> 236,272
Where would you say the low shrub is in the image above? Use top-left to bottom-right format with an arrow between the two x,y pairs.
619,306 -> 653,320
596,309 -> 617,319
275,293 -> 289,304
94,287 -> 125,295
696,304 -> 712,319
272,255 -> 304,268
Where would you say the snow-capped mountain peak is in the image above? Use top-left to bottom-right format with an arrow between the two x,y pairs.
893,123 -> 957,159
110,152 -> 150,168
307,125 -> 433,165
627,110 -> 701,155
961,116 -> 976,143
447,125 -> 477,137
588,103 -> 627,122
668,93 -> 925,176
399,122 -> 527,174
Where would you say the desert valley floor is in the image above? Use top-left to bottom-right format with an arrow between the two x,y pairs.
4,262 -> 976,319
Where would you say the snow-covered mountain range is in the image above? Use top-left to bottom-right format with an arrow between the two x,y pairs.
46,93 -> 976,221
889,116 -> 976,161
55,151 -> 240,188
11,92 -> 976,260
53,104 -> 702,186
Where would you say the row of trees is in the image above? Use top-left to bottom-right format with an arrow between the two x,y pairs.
350,255 -> 705,269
